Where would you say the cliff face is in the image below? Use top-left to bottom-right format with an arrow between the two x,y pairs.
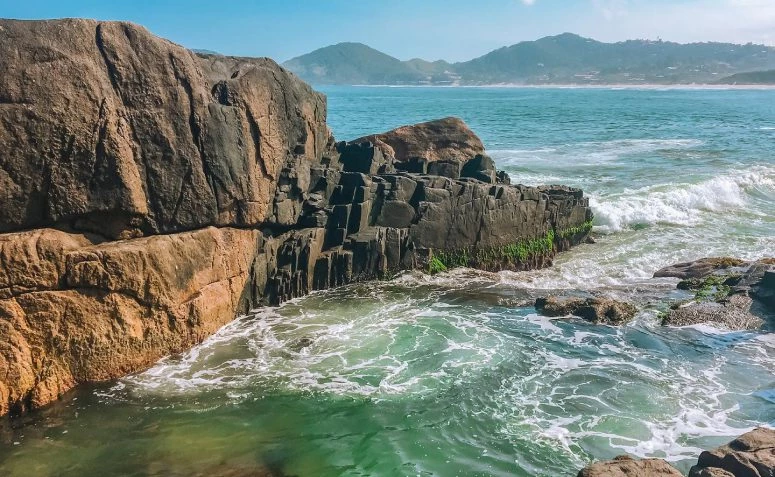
0,19 -> 327,239
0,19 -> 593,416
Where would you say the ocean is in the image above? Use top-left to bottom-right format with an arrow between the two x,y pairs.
1,86 -> 773,477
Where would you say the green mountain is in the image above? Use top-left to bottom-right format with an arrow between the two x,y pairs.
717,70 -> 775,84
283,34 -> 775,85
282,42 -> 456,85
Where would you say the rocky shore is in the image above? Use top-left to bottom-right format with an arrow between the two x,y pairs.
530,257 -> 775,332
656,257 -> 775,330
578,427 -> 775,477
0,19 -> 592,416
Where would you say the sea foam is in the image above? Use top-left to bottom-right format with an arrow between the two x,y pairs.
593,165 -> 775,233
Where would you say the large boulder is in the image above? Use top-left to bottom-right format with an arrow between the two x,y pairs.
689,427 -> 775,477
0,19 -> 327,239
577,455 -> 683,476
351,117 -> 485,164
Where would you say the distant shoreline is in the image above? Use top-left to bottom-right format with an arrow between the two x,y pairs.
326,83 -> 775,90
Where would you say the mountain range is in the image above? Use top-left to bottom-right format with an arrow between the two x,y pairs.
281,33 -> 775,85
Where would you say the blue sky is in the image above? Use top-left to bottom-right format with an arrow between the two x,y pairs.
3,0 -> 775,62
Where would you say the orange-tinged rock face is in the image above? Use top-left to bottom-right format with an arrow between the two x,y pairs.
0,227 -> 265,415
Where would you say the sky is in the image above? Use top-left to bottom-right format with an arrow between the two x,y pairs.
3,0 -> 775,62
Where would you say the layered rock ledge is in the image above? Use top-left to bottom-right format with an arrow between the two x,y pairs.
0,19 -> 592,415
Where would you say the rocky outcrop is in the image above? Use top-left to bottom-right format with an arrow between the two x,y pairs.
577,455 -> 683,476
535,296 -> 638,325
1,226 -> 258,414
656,258 -> 775,330
351,117 -> 485,164
0,19 -> 593,415
689,427 -> 775,477
663,294 -> 764,330
655,258 -> 749,280
577,428 -> 775,477
0,18 -> 327,239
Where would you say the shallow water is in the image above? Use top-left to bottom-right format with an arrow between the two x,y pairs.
1,87 -> 774,476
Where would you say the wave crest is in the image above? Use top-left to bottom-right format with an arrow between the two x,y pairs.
592,166 -> 775,233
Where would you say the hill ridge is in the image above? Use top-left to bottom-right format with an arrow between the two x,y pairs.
283,34 -> 775,85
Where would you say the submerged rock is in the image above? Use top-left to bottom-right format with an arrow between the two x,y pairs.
535,296 -> 638,325
577,455 -> 683,476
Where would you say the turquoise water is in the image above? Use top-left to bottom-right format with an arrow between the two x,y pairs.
1,87 -> 774,476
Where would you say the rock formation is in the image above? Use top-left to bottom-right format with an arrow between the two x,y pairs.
655,258 -> 775,330
535,296 -> 638,325
0,19 -> 593,415
689,427 -> 775,477
577,428 -> 775,477
577,455 -> 684,476
0,19 -> 327,240
351,117 -> 486,165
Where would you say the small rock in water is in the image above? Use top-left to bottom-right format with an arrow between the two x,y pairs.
662,294 -> 764,330
535,296 -> 638,325
658,257 -> 775,330
289,337 -> 314,352
654,257 -> 748,279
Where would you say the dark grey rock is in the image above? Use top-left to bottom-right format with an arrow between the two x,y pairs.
535,296 -> 638,325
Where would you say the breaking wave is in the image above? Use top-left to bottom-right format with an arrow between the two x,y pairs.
592,165 -> 775,233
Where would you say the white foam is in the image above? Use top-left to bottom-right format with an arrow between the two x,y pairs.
117,296 -> 510,400
493,331 -> 775,464
592,165 -> 775,233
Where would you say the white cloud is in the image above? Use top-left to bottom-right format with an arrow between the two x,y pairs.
592,0 -> 629,20
521,0 -> 537,5
578,0 -> 775,45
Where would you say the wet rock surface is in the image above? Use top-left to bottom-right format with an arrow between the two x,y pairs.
689,427 -> 775,477
655,258 -> 749,280
663,295 -> 764,330
577,455 -> 684,476
535,296 -> 638,325
656,258 -> 775,330
578,428 -> 775,477
0,19 -> 594,415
